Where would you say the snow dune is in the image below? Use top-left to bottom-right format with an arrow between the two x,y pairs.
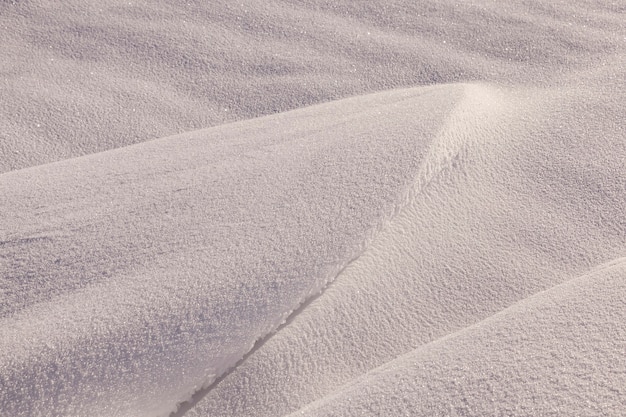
2,73 -> 624,416
1,0 -> 624,172
173,69 -> 626,417
2,84 -> 462,416
1,1 -> 625,416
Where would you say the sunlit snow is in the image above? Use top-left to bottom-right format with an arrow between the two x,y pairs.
1,1 -> 625,416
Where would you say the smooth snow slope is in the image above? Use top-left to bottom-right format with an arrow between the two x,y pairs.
0,85 -> 461,417
1,0 -> 624,172
292,257 -> 626,417
1,1 -> 625,416
173,66 -> 626,417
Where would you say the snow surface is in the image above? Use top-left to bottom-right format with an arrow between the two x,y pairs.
1,0 -> 625,416
291,257 -> 626,417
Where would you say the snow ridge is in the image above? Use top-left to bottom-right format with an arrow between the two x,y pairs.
168,83 -> 510,417
1,84 -> 460,417
289,257 -> 626,416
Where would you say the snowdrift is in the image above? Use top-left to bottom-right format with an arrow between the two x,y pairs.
2,84 -> 462,416
1,1 -> 625,416
292,257 -> 626,417
172,69 -> 626,417
1,0 -> 624,172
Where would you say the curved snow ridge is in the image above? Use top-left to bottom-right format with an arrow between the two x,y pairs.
170,74 -> 626,417
165,83 -> 515,417
0,84 -> 465,417
157,84 -> 482,417
402,83 -> 512,207
289,257 -> 626,417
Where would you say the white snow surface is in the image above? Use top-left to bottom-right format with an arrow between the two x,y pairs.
1,85 -> 460,416
1,1 -> 626,417
291,257 -> 626,417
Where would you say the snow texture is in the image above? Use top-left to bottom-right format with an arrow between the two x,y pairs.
0,0 -> 625,416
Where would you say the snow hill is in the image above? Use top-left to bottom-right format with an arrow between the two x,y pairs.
1,1 -> 625,416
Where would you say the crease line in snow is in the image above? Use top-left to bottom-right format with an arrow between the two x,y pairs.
168,82 -> 510,417
288,256 -> 626,416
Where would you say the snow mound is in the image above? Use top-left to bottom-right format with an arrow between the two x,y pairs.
1,2 -> 625,415
173,69 -> 626,417
1,84 -> 463,417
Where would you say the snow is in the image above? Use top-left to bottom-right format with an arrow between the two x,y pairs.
1,0 -> 625,416
291,257 -> 626,417
1,85 -> 460,416
173,72 -> 626,417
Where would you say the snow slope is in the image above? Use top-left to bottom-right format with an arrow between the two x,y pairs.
292,257 -> 626,417
1,84 -> 461,416
1,0 -> 624,172
1,1 -> 625,416
173,66 -> 626,417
